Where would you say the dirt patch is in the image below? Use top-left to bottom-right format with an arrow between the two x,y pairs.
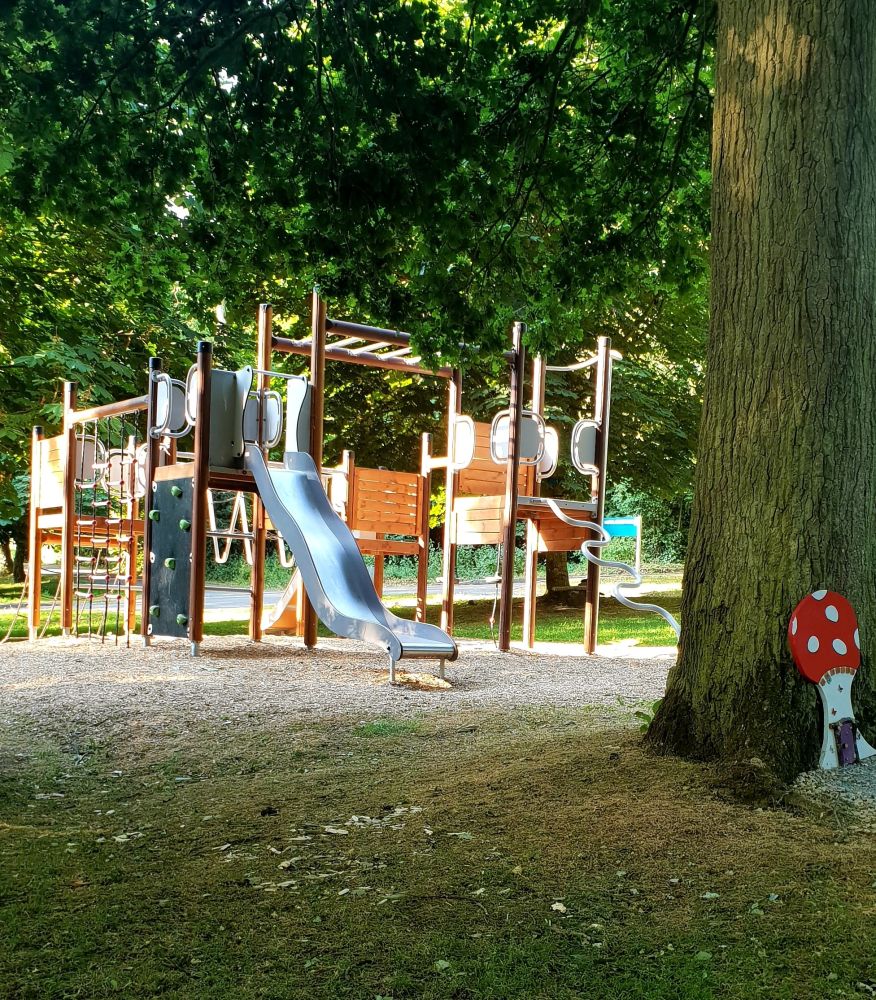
0,635 -> 672,740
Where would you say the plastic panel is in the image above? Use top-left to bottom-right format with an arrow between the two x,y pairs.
489,411 -> 545,466
538,426 -> 559,480
571,419 -> 599,475
243,391 -> 284,448
451,415 -> 476,470
285,377 -> 312,454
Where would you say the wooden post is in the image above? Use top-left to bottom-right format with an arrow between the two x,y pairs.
250,303 -> 272,642
522,354 -> 546,648
498,323 -> 526,652
303,289 -> 327,648
341,449 -> 357,526
417,433 -> 432,623
27,425 -> 44,640
140,358 -> 162,642
188,341 -> 212,656
583,336 -> 613,654
125,432 -> 139,637
60,381 -> 77,635
440,369 -> 462,634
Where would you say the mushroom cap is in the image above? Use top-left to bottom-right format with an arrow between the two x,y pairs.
788,590 -> 861,683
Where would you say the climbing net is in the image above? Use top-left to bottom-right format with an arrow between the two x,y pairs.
71,411 -> 147,644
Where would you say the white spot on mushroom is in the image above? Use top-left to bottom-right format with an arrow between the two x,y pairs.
854,628 -> 860,649
812,590 -> 827,600
825,605 -> 839,622
833,638 -> 847,655
791,617 -> 798,635
807,636 -> 820,653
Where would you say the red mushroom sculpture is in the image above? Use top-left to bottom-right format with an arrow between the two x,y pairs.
788,590 -> 876,769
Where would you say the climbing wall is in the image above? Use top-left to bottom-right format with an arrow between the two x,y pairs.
146,477 -> 194,638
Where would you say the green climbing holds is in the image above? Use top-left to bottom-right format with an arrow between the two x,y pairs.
149,605 -> 160,618
148,509 -> 160,522
170,485 -> 183,498
164,557 -> 176,570
176,614 -> 188,626
179,519 -> 191,531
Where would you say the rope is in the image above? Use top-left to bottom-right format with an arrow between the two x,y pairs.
0,568 -> 29,643
0,569 -> 62,642
487,544 -> 502,647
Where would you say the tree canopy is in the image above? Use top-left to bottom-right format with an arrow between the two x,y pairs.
0,0 -> 713,539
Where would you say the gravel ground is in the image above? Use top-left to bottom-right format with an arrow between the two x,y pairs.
791,758 -> 876,828
0,635 -> 672,737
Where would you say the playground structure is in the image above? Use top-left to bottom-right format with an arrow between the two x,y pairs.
137,326 -> 456,679
23,298 -> 458,680
23,290 -> 678,665
431,321 -> 679,652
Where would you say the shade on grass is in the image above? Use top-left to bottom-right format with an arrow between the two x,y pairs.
0,589 -> 681,647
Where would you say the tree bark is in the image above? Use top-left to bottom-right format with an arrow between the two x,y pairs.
0,539 -> 12,576
649,0 -> 876,779
545,551 -> 570,594
11,529 -> 26,583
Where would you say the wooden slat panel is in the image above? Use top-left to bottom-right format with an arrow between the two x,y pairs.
350,466 -> 423,536
37,435 -> 66,509
354,538 -> 418,556
356,485 -> 419,505
459,421 -> 531,495
355,468 -> 420,491
353,515 -> 419,535
536,513 -> 592,553
455,527 -> 503,545
454,495 -> 505,517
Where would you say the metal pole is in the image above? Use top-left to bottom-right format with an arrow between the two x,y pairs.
583,336 -> 613,654
188,342 -> 212,657
60,382 -> 77,635
27,425 -> 44,640
140,358 -> 162,644
303,289 -> 327,649
440,369 -> 462,634
498,322 -> 526,651
417,433 -> 432,623
522,354 -> 546,648
250,304 -> 272,642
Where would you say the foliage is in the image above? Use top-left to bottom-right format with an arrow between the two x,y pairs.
607,480 -> 692,563
0,0 -> 713,540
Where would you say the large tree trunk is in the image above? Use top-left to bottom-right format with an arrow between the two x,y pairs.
545,552 -> 570,594
649,0 -> 876,779
0,539 -> 12,576
11,528 -> 26,583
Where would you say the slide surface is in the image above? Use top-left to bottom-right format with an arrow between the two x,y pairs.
245,447 -> 457,666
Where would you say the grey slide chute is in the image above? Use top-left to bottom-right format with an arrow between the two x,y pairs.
244,446 -> 457,679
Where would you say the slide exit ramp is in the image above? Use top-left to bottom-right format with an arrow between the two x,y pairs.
245,446 -> 457,682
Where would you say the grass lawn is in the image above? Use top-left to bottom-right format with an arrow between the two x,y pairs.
0,582 -> 680,647
0,708 -> 873,999
0,575 -> 56,604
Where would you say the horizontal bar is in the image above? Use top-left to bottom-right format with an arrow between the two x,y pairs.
69,395 -> 149,425
272,337 -> 454,378
544,350 -> 622,373
328,337 -> 366,349
250,368 -> 306,381
351,341 -> 390,354
325,317 -> 411,349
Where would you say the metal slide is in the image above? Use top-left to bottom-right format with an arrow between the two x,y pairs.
245,447 -> 457,681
